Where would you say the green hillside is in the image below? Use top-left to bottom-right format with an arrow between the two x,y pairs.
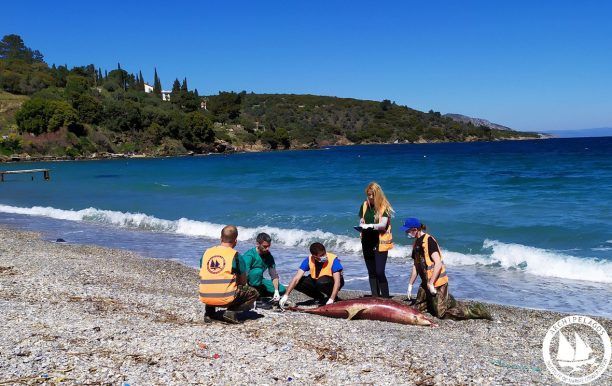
0,34 -> 539,160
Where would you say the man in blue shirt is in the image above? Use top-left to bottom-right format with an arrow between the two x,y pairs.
279,242 -> 344,307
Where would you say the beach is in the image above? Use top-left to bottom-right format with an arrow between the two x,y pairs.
1,226 -> 610,385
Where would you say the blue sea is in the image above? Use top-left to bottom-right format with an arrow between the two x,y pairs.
1,138 -> 611,317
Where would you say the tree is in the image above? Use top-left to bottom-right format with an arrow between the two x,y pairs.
15,98 -> 78,135
108,69 -> 128,90
138,70 -> 145,91
380,99 -> 392,111
181,77 -> 188,92
181,111 -> 214,149
209,91 -> 242,122
74,94 -> 102,124
65,75 -> 90,101
0,34 -> 44,63
172,78 -> 181,93
153,68 -> 162,97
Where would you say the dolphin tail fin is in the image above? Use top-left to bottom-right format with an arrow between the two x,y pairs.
346,305 -> 365,320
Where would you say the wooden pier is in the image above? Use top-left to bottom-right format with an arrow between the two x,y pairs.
0,169 -> 51,182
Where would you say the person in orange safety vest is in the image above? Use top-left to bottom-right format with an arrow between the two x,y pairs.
199,225 -> 259,324
403,218 -> 491,320
279,242 -> 344,308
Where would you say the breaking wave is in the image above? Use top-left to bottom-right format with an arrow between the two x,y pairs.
1,204 -> 610,283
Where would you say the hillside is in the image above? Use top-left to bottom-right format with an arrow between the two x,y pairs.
443,113 -> 514,131
0,34 -> 541,161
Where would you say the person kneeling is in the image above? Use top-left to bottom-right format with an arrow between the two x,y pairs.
279,242 -> 344,308
199,225 -> 259,324
402,218 -> 491,321
243,232 -> 286,304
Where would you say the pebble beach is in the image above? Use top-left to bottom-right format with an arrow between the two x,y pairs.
1,226 -> 610,385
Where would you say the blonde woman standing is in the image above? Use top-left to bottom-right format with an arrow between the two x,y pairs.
358,182 -> 394,297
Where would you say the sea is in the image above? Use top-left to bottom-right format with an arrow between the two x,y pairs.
1,137 -> 611,317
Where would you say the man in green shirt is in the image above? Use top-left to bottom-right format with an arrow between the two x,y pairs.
242,232 -> 286,301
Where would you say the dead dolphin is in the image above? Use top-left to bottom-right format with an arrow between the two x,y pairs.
289,297 -> 435,326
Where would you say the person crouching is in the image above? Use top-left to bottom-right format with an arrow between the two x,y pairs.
402,218 -> 491,320
199,225 -> 259,324
279,242 -> 344,308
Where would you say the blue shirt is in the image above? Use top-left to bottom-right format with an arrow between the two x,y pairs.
299,255 -> 343,273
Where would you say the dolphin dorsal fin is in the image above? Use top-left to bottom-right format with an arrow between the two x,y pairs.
346,306 -> 365,320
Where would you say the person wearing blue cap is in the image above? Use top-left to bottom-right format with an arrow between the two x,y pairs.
402,218 -> 491,320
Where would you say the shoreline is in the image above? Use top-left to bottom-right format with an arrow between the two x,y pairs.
0,135 -> 548,164
1,226 -> 610,384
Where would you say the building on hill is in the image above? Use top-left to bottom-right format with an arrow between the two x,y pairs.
143,82 -> 171,101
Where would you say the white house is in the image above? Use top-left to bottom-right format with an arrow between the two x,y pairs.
144,82 -> 171,101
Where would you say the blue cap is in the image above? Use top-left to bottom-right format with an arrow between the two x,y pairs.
400,218 -> 421,231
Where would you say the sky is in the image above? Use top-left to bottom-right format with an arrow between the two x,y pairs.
3,1 -> 612,132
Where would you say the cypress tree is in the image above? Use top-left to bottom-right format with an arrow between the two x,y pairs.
98,68 -> 103,84
194,88 -> 199,97
181,77 -> 188,92
104,70 -> 108,80
172,78 -> 181,93
153,68 -> 162,96
138,70 -> 145,91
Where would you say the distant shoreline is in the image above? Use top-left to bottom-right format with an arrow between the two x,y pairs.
0,134 -> 549,164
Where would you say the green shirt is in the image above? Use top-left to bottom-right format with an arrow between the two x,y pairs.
199,248 -> 246,275
358,203 -> 390,223
242,247 -> 276,271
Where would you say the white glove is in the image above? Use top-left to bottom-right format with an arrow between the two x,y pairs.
361,224 -> 373,229
326,298 -> 334,305
279,294 -> 289,308
407,284 -> 413,299
272,290 -> 281,302
427,282 -> 437,295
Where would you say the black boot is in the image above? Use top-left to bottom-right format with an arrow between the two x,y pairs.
378,281 -> 390,298
368,277 -> 380,297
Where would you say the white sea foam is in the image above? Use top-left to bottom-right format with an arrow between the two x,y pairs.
1,204 -> 610,283
448,239 -> 612,284
343,275 -> 370,283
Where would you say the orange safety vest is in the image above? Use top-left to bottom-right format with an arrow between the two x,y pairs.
199,245 -> 238,306
308,252 -> 339,279
416,234 -> 448,287
361,201 -> 394,252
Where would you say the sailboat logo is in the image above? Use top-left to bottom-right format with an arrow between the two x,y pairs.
556,331 -> 596,372
542,315 -> 611,385
206,255 -> 226,274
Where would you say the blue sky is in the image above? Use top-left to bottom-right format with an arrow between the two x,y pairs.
3,1 -> 611,132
